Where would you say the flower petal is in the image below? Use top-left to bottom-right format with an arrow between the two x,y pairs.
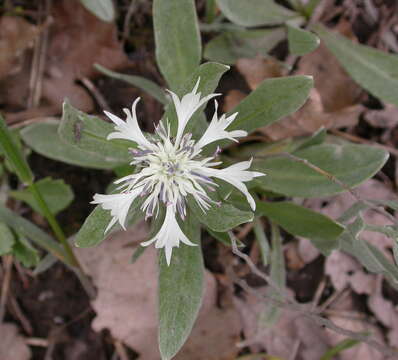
105,98 -> 153,149
198,159 -> 265,211
195,101 -> 246,151
141,205 -> 196,265
91,186 -> 143,233
169,79 -> 219,146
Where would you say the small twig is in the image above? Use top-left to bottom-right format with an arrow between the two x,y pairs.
80,77 -> 111,112
288,340 -> 301,360
0,255 -> 13,322
114,339 -> 130,360
26,337 -> 49,347
236,222 -> 254,240
9,294 -> 33,335
230,233 -> 297,305
27,0 -> 51,108
122,0 -> 137,46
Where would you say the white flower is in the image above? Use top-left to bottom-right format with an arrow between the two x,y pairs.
92,80 -> 265,265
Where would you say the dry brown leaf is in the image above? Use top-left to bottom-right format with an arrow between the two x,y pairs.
325,251 -> 376,295
296,41 -> 362,112
261,88 -> 363,141
1,0 -> 128,114
325,315 -> 386,360
368,278 -> 398,347
234,288 -> 329,359
365,104 -> 398,129
222,89 -> 246,113
41,0 -> 128,111
77,222 -> 241,360
0,323 -> 32,360
236,57 -> 283,90
0,16 -> 40,79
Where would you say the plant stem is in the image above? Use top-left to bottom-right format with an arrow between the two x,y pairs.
28,182 -> 96,298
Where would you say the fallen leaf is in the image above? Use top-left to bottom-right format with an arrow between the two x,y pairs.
236,57 -> 283,90
296,40 -> 362,113
0,16 -> 40,79
368,277 -> 398,347
0,323 -> 32,360
234,288 -> 329,359
41,0 -> 128,111
364,104 -> 398,129
325,315 -> 385,360
77,222 -> 241,360
222,89 -> 246,113
325,251 -> 376,295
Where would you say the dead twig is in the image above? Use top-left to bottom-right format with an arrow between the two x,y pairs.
0,255 -> 13,322
80,77 -> 111,112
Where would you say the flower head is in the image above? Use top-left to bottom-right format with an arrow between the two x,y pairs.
92,80 -> 265,265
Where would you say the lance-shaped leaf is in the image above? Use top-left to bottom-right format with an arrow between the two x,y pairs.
95,64 -> 168,105
0,114 -> 33,184
216,0 -> 297,27
158,213 -> 204,359
287,24 -> 320,55
75,198 -> 143,248
0,204 -> 71,266
59,102 -> 132,166
0,222 -> 15,255
189,196 -> 253,232
153,0 -> 201,90
315,24 -> 398,106
227,75 -> 313,134
257,201 -> 344,255
10,177 -> 74,216
253,144 -> 388,198
21,120 -> 116,169
204,28 -> 285,65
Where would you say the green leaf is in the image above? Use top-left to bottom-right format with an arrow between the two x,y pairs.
163,62 -> 230,136
0,113 -> 33,184
204,28 -> 285,65
341,217 -> 398,289
287,24 -> 320,55
13,236 -> 40,268
79,0 -> 115,22
75,205 -> 112,247
21,120 -> 116,169
59,102 -> 131,166
260,223 -> 284,327
0,222 -> 15,255
253,144 -> 389,198
216,0 -> 297,26
94,64 -> 168,105
75,199 -> 143,248
0,204 -> 71,265
253,218 -> 270,265
295,127 -> 326,150
227,76 -> 313,134
320,338 -> 361,360
10,177 -> 74,216
158,214 -> 204,360
315,24 -> 398,106
206,227 -> 244,247
153,0 -> 201,90
189,196 -> 253,232
257,201 -> 344,255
